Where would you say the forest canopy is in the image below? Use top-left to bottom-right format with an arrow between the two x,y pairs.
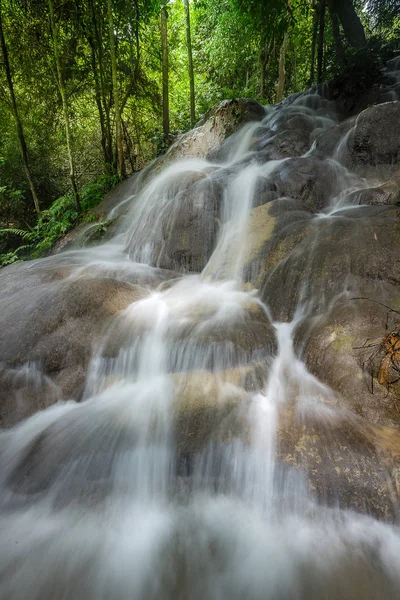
0,0 -> 399,264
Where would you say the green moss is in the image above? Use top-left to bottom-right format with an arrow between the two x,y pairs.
84,218 -> 118,246
389,296 -> 400,312
332,332 -> 354,352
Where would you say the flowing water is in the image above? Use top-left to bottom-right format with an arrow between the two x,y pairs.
1,91 -> 400,599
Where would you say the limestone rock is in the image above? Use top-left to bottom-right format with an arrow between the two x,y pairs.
156,176 -> 224,273
163,99 -> 265,165
345,101 -> 400,170
0,265 -> 147,425
295,298 -> 400,429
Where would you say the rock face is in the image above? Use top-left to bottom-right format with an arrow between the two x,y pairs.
0,264 -> 148,425
314,101 -> 400,180
172,98 -> 266,160
155,175 -> 223,273
1,57 -> 400,523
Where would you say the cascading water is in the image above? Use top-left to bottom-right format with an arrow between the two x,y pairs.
1,88 -> 400,600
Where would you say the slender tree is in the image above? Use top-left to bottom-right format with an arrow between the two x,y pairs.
327,0 -> 346,67
331,0 -> 366,48
317,0 -> 325,83
161,1 -> 169,140
0,0 -> 40,213
48,0 -> 81,210
309,2 -> 318,84
184,0 -> 195,127
276,32 -> 288,102
85,0 -> 113,166
107,0 -> 125,177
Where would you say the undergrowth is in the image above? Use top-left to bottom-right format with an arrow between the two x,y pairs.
0,173 -> 120,267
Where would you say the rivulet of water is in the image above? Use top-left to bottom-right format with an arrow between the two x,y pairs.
1,85 -> 400,600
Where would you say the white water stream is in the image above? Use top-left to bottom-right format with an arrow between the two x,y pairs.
1,93 -> 400,599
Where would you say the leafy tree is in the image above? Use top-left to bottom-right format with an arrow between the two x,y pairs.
0,0 -> 398,265
161,0 -> 170,139
184,0 -> 195,126
0,0 -> 40,212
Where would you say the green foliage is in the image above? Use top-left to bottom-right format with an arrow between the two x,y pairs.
0,250 -> 23,266
80,173 -> 121,211
84,218 -> 116,245
0,0 -> 398,267
0,173 -> 119,266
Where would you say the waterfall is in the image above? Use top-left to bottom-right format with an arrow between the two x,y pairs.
1,90 -> 400,600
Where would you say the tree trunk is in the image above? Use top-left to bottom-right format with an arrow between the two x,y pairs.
90,0 -> 113,166
309,4 -> 318,85
258,32 -> 268,98
317,0 -> 325,84
184,0 -> 195,128
327,0 -> 346,66
87,35 -> 108,166
259,53 -> 265,98
107,0 -> 125,177
332,0 -> 366,48
48,0 -> 81,210
161,4 -> 169,140
133,0 -> 140,81
0,2 -> 40,213
87,0 -> 110,166
275,33 -> 288,103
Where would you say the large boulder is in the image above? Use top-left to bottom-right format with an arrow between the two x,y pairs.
0,263 -> 148,426
52,99 -> 266,255
243,203 -> 400,321
123,168 -> 224,274
257,156 -> 356,212
155,175 -> 223,273
2,365 -> 258,499
101,287 -> 277,373
161,99 -> 265,166
314,101 -> 400,186
276,405 -> 400,520
294,298 -> 400,429
345,102 -> 400,170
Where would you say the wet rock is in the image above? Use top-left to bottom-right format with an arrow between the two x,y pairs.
2,403 -> 137,499
3,366 -> 261,500
102,300 -> 277,373
313,117 -> 356,159
247,204 -> 400,321
157,176 -> 224,272
254,156 -> 354,212
124,169 -> 223,273
173,367 -> 255,455
164,99 -> 265,164
0,364 -> 59,428
342,170 -> 400,206
344,101 -> 400,172
277,407 -> 399,520
251,128 -> 311,159
50,99 -> 264,257
294,298 -> 400,429
0,268 -> 147,425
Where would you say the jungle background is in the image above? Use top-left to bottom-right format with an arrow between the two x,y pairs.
0,0 -> 398,264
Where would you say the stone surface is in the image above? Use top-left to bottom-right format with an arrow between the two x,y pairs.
2,60 -> 400,522
243,204 -> 400,321
344,101 -> 400,170
0,264 -> 148,425
277,406 -> 399,520
163,99 -> 265,165
156,175 -> 224,273
295,298 -> 400,429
